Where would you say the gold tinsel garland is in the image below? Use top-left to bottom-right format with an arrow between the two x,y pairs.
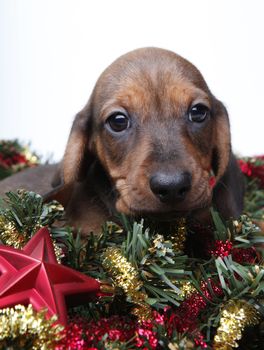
171,218 -> 187,252
0,304 -> 64,349
102,246 -> 152,321
0,199 -> 64,263
178,281 -> 197,299
214,300 -> 260,349
0,216 -> 25,249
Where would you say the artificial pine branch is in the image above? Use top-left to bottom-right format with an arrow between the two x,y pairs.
240,156 -> 264,220
0,190 -> 65,248
0,179 -> 264,348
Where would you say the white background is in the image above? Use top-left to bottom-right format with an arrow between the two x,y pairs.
0,0 -> 263,161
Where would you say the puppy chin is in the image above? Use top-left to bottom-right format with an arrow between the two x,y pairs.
116,200 -> 187,220
115,190 -> 213,220
115,197 -> 133,215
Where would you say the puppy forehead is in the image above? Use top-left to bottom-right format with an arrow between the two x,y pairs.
116,80 -> 209,115
99,76 -> 210,120
93,48 -> 211,118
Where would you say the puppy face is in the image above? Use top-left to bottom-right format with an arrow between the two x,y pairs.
63,48 -> 231,220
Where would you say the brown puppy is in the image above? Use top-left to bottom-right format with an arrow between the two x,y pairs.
53,47 -> 244,233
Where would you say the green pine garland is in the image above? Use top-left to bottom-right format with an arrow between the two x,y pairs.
0,140 -> 263,349
0,189 -> 263,349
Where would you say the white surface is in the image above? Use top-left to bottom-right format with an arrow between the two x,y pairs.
0,0 -> 263,161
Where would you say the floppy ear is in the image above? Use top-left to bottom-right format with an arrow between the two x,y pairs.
62,111 -> 90,185
212,99 -> 245,218
211,99 -> 231,181
52,102 -> 94,189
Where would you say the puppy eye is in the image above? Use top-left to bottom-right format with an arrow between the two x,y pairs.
188,104 -> 210,123
106,113 -> 130,132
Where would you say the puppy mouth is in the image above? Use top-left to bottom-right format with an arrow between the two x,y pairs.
117,195 -> 212,221
139,210 -> 191,222
131,203 -> 210,220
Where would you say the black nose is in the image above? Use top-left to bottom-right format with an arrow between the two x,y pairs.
149,171 -> 192,203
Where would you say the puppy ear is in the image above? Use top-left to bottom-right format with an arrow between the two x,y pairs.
212,99 -> 231,181
211,99 -> 245,218
63,110 -> 89,185
52,103 -> 93,189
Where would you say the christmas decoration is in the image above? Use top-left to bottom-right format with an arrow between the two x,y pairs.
0,194 -> 263,349
0,140 -> 39,180
0,144 -> 263,349
238,156 -> 264,188
209,169 -> 216,189
171,218 -> 187,252
0,227 -> 101,325
231,247 -> 256,265
238,156 -> 264,220
0,190 -> 64,262
102,247 -> 143,294
55,309 -> 210,350
102,246 -> 152,321
177,281 -> 196,299
0,190 -> 64,247
0,304 -> 63,350
56,315 -> 137,350
214,300 -> 260,349
210,239 -> 233,258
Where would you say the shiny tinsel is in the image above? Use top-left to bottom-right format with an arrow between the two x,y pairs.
0,304 -> 64,350
0,191 -> 64,262
102,247 -> 152,321
210,240 -> 233,258
178,281 -> 197,299
0,216 -> 25,248
171,218 -> 187,252
214,300 -> 260,349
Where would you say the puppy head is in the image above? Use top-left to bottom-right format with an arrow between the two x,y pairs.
62,48 -> 231,219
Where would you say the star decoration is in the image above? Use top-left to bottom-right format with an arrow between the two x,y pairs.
0,227 -> 101,325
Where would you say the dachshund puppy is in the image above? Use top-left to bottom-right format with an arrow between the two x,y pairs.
52,47 -> 244,233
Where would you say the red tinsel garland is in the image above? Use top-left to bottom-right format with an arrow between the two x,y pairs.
56,314 -> 160,350
55,281 -> 226,349
56,310 -> 208,350
238,156 -> 264,187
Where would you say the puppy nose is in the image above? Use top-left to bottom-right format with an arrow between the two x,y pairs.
150,172 -> 192,203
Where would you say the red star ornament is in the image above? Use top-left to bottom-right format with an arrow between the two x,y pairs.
0,227 -> 101,325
